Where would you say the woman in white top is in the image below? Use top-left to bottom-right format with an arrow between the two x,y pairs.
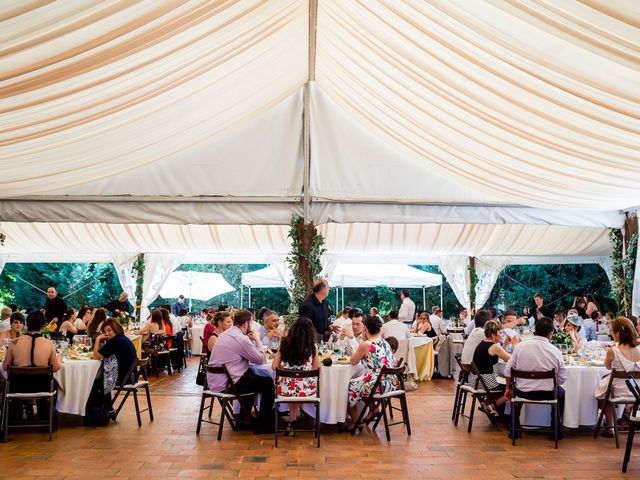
595,316 -> 640,436
563,315 -> 586,352
74,306 -> 93,332
58,308 -> 79,339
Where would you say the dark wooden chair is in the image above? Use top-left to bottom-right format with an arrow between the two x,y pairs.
509,368 -> 560,449
110,358 -> 153,427
274,368 -> 320,447
2,366 -> 57,441
196,364 -> 256,440
351,364 -> 410,441
594,369 -> 639,448
622,378 -> 640,473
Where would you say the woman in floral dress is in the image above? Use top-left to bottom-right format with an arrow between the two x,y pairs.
272,317 -> 320,429
346,316 -> 398,429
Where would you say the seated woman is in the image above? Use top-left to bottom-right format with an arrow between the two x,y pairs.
595,316 -> 640,437
93,317 -> 138,386
87,308 -> 108,340
9,312 -> 25,343
563,314 -> 586,352
413,311 -> 437,337
160,308 -> 174,348
135,309 -> 166,336
3,310 -> 61,372
207,311 -> 232,353
346,316 -> 397,429
469,320 -> 511,418
58,308 -> 79,340
202,310 -> 217,357
271,317 -> 320,431
74,307 -> 93,334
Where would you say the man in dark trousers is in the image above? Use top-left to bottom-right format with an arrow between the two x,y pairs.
299,278 -> 337,341
43,286 -> 67,326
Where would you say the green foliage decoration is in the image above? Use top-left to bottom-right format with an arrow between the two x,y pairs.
133,253 -> 145,322
610,229 -> 630,315
468,257 -> 478,312
285,216 -> 326,328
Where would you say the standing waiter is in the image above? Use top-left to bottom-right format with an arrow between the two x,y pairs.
299,279 -> 337,341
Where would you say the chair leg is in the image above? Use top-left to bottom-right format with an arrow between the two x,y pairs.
144,386 -> 154,421
381,401 -> 391,441
554,403 -> 559,449
388,399 -> 394,419
274,404 -> 279,448
196,395 -> 206,435
468,394 -> 477,433
622,421 -> 636,473
49,396 -> 55,441
613,404 -> 620,448
454,391 -> 465,426
452,384 -> 461,421
132,390 -> 142,427
217,400 -> 226,441
208,397 -> 214,418
401,395 -> 411,436
594,401 -> 606,439
316,403 -> 320,448
115,390 -> 132,418
511,401 -> 516,446
3,397 -> 9,442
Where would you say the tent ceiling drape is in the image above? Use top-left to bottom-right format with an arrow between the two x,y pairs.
0,1 -> 637,287
0,0 -> 638,220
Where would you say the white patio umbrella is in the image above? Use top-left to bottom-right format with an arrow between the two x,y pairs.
159,271 -> 235,311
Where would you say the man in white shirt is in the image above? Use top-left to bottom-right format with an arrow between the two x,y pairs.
398,289 -> 416,326
380,311 -> 411,340
332,307 -> 353,333
429,309 -> 446,335
461,309 -> 493,365
338,310 -> 364,354
505,317 -> 567,439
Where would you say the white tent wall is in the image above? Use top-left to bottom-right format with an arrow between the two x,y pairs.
111,253 -> 139,307
437,256 -> 470,310
140,253 -> 182,321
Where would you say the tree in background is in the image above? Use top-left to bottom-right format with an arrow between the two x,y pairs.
0,262 -> 614,319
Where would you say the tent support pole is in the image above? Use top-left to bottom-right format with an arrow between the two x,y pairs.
341,286 -> 344,311
440,284 -> 443,312
422,287 -> 426,311
302,0 -> 317,223
240,286 -> 243,308
248,287 -> 252,308
335,288 -> 338,313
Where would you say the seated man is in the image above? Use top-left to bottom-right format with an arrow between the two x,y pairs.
429,309 -> 446,335
258,310 -> 284,344
501,310 -> 525,352
207,309 -> 274,434
338,310 -> 365,355
332,307 -> 353,334
380,310 -> 411,340
505,317 -> 567,440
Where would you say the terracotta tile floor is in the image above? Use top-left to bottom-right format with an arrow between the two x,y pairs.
1,358 -> 637,479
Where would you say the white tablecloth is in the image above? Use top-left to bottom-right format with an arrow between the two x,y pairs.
250,363 -> 360,424
191,325 -> 205,354
512,365 -> 608,428
54,359 -> 102,415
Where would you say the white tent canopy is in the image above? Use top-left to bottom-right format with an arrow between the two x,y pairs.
241,266 -> 291,289
0,0 -> 638,225
1,1 -> 637,310
328,264 -> 442,289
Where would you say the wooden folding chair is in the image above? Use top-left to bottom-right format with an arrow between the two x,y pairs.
274,368 -> 320,447
594,369 -> 639,448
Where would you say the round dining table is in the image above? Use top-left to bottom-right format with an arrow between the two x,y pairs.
250,362 -> 360,424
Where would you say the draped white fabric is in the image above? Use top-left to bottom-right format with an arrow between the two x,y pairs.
0,254 -> 7,278
475,256 -> 511,309
140,254 -> 181,321
0,222 -> 612,264
0,0 -> 638,219
0,0 -> 307,198
111,253 -> 139,308
437,256 -> 471,310
315,1 -> 640,211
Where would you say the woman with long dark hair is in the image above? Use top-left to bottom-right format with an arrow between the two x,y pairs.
58,308 -> 79,340
135,309 -> 166,337
87,308 -> 108,339
272,317 -> 320,429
